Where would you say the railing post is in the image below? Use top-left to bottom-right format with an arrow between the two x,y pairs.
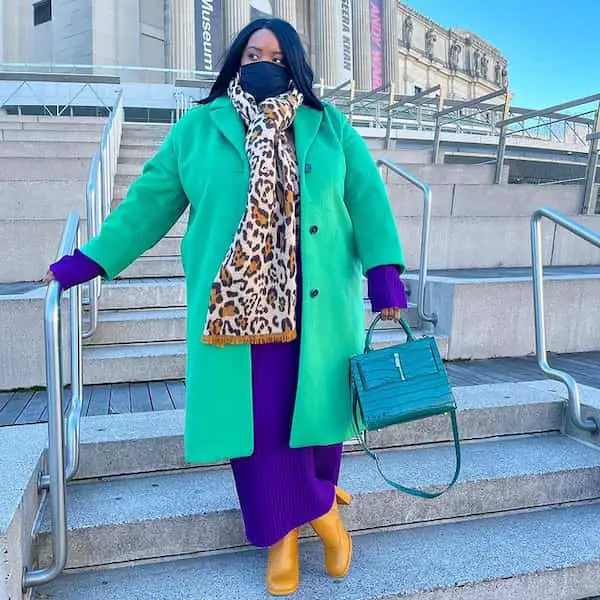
495,126 -> 507,184
582,107 -> 600,215
385,106 -> 393,150
494,91 -> 511,184
64,228 -> 83,482
432,115 -> 442,164
431,88 -> 444,164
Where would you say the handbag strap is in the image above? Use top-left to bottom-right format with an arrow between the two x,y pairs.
365,315 -> 416,353
352,391 -> 462,499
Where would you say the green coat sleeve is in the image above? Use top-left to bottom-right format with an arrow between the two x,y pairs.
82,128 -> 188,280
339,111 -> 405,274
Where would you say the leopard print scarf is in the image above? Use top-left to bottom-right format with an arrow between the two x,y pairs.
202,76 -> 304,346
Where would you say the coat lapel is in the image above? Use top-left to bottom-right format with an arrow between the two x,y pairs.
293,105 -> 323,172
209,96 -> 247,166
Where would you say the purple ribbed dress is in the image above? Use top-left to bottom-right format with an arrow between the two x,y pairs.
51,247 -> 407,547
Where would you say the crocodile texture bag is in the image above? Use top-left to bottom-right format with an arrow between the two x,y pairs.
350,315 -> 461,498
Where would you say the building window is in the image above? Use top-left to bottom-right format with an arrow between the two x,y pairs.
414,86 -> 423,96
33,0 -> 52,26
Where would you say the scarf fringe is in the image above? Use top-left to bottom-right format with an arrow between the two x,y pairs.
202,330 -> 298,347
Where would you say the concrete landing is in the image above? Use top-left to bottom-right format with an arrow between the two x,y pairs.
36,502 -> 600,599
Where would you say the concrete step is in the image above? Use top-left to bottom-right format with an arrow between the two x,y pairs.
98,277 -> 399,311
371,148 -> 433,164
119,215 -> 555,276
0,128 -> 103,142
100,278 -> 187,310
0,141 -> 98,158
35,501 -> 600,600
116,162 -> 148,178
122,124 -> 172,138
0,157 -> 91,180
82,342 -> 186,385
86,304 -> 422,346
116,147 -> 433,168
0,218 -> 87,282
36,434 -> 600,570
412,266 -> 600,359
72,379 -> 567,480
120,256 -> 183,278
112,175 -> 582,220
388,182 -> 584,217
82,329 -> 448,384
0,179 -> 87,219
111,210 -> 581,273
383,163 -> 509,185
0,115 -> 106,126
144,236 -> 182,257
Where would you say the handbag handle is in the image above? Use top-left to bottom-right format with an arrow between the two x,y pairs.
365,314 -> 417,353
352,392 -> 461,499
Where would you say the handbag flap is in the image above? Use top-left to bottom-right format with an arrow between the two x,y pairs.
356,337 -> 442,392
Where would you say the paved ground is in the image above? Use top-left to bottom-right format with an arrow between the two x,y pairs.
1,352 -> 599,427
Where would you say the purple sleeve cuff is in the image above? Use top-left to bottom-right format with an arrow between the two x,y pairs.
367,265 -> 409,312
49,249 -> 105,291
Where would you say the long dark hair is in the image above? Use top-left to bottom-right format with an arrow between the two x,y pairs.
199,18 -> 323,111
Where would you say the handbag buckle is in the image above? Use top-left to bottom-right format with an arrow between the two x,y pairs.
393,352 -> 406,381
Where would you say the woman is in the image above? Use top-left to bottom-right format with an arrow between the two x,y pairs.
45,19 -> 407,596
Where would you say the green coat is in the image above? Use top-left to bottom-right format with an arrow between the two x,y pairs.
83,96 -> 405,464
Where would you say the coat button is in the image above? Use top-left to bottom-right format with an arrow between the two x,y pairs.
305,163 -> 312,174
309,225 -> 319,234
310,289 -> 319,298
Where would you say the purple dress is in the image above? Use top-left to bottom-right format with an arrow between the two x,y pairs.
51,251 -> 407,547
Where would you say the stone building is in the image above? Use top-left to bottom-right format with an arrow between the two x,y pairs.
0,0 -> 508,98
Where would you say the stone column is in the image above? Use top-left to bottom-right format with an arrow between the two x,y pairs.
352,0 -> 372,91
315,0 -> 341,86
224,0 -> 251,44
272,0 -> 297,27
171,0 -> 196,76
382,0 -> 400,89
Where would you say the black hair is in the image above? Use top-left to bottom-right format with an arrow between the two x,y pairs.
199,18 -> 323,111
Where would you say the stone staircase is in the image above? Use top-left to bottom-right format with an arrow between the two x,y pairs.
28,379 -> 600,599
0,116 -> 105,283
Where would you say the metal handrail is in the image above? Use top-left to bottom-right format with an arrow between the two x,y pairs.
495,93 -> 600,186
377,159 -> 437,326
23,212 -> 82,588
582,114 -> 600,214
432,88 -> 510,164
530,207 -> 600,433
319,79 -> 353,100
83,89 -> 124,338
385,85 -> 441,150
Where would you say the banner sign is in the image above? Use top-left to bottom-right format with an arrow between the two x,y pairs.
370,0 -> 384,88
339,0 -> 353,83
195,0 -> 225,72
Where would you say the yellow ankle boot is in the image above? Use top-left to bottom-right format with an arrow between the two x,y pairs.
310,499 -> 352,578
335,486 -> 352,506
266,528 -> 300,596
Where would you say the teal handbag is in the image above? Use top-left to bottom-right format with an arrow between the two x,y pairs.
350,315 -> 461,499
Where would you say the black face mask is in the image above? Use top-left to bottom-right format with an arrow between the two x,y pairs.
239,61 -> 291,103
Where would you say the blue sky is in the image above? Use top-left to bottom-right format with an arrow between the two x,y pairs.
405,0 -> 600,109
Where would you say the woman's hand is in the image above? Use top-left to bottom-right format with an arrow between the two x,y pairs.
381,307 -> 402,321
42,270 -> 55,284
